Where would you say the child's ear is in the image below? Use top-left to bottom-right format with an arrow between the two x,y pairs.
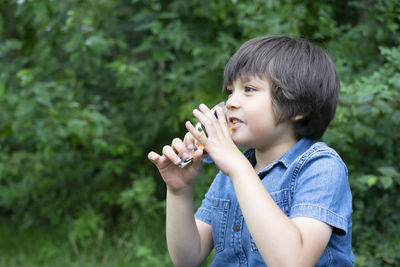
292,114 -> 305,121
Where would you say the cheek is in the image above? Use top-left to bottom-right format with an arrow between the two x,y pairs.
248,106 -> 276,132
249,118 -> 272,135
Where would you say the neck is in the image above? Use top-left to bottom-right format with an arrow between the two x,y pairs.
254,136 -> 298,173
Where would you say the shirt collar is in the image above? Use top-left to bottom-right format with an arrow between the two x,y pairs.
243,138 -> 314,175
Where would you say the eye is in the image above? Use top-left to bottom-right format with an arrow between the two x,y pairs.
225,88 -> 233,95
244,86 -> 256,92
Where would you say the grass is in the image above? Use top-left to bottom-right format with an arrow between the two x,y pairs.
0,220 -> 172,267
0,219 -> 215,267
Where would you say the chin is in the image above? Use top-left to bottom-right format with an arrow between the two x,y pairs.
232,138 -> 252,148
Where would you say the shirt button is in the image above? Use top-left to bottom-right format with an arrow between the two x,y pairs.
234,225 -> 240,232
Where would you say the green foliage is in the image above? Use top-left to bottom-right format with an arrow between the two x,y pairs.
0,0 -> 399,265
324,44 -> 400,266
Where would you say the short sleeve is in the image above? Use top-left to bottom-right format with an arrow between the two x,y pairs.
194,171 -> 224,224
195,196 -> 212,225
289,150 -> 352,235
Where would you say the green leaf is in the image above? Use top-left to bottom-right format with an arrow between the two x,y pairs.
377,166 -> 398,177
380,176 -> 393,189
391,111 -> 400,124
357,175 -> 378,187
367,176 -> 378,187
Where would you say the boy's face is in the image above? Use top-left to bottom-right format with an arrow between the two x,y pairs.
225,76 -> 296,150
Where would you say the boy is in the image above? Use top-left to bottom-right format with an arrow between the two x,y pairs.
148,35 -> 354,266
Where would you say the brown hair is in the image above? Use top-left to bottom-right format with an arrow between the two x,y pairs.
223,35 -> 340,140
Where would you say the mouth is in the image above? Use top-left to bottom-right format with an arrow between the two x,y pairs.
228,117 -> 243,129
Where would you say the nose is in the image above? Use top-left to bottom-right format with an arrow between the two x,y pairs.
226,91 -> 241,110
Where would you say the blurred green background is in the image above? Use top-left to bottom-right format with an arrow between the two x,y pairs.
0,0 -> 399,266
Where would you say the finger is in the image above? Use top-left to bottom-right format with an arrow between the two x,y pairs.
185,121 -> 208,147
192,108 -> 211,131
162,145 -> 182,165
194,106 -> 218,137
199,103 -> 220,125
215,106 -> 229,132
183,132 -> 196,150
199,104 -> 228,139
171,137 -> 191,160
148,151 -> 161,163
148,151 -> 171,169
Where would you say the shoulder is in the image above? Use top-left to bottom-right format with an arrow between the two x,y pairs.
293,142 -> 347,178
289,142 -> 352,231
289,141 -> 351,208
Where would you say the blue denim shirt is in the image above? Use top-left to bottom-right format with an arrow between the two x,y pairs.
195,138 -> 354,266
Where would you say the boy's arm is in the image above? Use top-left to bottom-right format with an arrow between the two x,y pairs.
148,134 -> 213,266
165,186 -> 213,267
230,161 -> 332,266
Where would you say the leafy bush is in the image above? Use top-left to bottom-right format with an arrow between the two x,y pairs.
325,45 -> 400,266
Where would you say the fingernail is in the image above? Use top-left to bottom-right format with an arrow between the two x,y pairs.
182,152 -> 189,160
187,144 -> 194,150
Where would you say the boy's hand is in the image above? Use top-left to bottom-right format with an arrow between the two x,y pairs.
148,132 -> 203,193
186,104 -> 247,176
